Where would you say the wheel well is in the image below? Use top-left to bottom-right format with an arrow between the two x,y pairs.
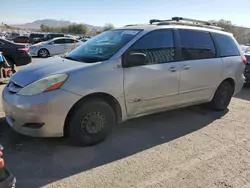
223,78 -> 235,92
64,93 -> 122,136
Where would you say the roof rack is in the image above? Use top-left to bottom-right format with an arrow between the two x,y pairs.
124,24 -> 137,27
149,17 -> 225,31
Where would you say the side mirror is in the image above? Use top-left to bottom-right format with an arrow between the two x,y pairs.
123,52 -> 146,68
49,42 -> 54,45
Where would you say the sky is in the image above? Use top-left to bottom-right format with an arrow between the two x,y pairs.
1,0 -> 250,27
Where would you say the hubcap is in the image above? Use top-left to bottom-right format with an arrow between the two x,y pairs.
40,50 -> 48,57
81,112 -> 106,135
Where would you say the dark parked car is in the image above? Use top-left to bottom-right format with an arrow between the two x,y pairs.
0,38 -> 31,69
43,33 -> 64,41
29,33 -> 45,44
31,33 -> 65,44
5,33 -> 20,40
244,54 -> 250,83
12,36 -> 30,44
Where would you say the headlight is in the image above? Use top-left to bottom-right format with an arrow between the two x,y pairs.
18,74 -> 68,96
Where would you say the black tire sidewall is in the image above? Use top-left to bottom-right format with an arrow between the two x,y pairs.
69,99 -> 115,146
211,82 -> 234,111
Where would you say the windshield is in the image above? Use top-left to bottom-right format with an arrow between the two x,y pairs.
65,29 -> 141,63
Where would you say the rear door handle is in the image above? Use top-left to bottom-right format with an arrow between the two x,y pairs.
169,66 -> 177,72
182,65 -> 190,70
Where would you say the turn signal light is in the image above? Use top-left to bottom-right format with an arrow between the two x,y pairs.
242,55 -> 247,65
0,159 -> 4,168
18,48 -> 30,53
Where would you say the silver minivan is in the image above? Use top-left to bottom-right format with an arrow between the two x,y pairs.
2,17 -> 246,146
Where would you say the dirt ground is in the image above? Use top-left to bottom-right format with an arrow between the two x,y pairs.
1,64 -> 250,187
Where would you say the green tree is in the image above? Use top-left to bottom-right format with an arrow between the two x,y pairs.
96,30 -> 103,35
209,19 -> 233,32
40,24 -> 88,34
40,24 -> 46,31
103,23 -> 114,31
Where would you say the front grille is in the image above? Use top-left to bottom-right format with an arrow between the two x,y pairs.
8,81 -> 23,93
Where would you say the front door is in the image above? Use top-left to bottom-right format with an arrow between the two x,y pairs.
64,39 -> 76,52
177,29 -> 223,104
123,29 -> 180,117
49,39 -> 67,55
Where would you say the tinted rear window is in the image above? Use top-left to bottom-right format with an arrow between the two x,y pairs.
30,34 -> 44,38
178,29 -> 216,60
213,33 -> 240,57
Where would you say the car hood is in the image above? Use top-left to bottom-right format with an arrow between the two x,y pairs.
11,56 -> 94,87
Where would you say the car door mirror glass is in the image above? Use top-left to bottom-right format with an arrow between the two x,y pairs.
123,52 -> 146,68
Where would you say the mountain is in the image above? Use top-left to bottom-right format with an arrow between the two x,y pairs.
11,19 -> 102,30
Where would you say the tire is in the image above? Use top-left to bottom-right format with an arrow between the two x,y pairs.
38,49 -> 49,58
68,99 -> 115,146
209,81 -> 234,111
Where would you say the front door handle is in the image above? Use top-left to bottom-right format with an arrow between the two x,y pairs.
182,65 -> 190,70
169,66 -> 177,72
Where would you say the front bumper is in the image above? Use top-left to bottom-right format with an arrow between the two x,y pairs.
29,48 -> 39,57
2,86 -> 81,137
13,54 -> 32,66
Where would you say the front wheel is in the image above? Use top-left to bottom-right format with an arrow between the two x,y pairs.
68,99 -> 115,146
209,81 -> 234,111
38,49 -> 49,58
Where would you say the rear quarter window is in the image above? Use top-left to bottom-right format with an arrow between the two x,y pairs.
213,33 -> 240,57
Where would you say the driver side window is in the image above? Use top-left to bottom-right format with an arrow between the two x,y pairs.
124,29 -> 175,67
65,39 -> 76,43
53,39 -> 66,44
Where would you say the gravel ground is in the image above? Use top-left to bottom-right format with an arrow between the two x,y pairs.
1,59 -> 250,188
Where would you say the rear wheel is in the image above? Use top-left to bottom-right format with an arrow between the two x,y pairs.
68,99 -> 115,146
38,49 -> 49,58
209,81 -> 234,111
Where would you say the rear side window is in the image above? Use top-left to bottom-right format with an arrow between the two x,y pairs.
128,29 -> 175,65
178,29 -> 216,60
53,39 -> 66,44
65,39 -> 75,43
213,33 -> 240,57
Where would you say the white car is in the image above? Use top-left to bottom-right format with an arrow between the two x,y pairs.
29,37 -> 83,57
